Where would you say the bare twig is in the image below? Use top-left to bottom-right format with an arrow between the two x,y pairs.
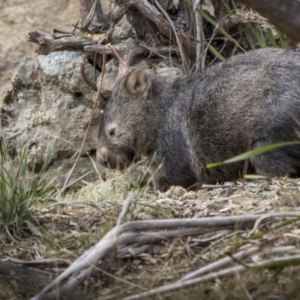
124,253 -> 300,300
81,0 -> 102,31
85,38 -> 146,78
2,257 -> 71,267
62,54 -> 107,192
107,43 -> 131,74
80,55 -> 98,91
119,0 -> 195,62
194,10 -> 203,72
28,31 -> 96,55
85,38 -> 145,72
117,193 -> 134,226
153,0 -> 189,72
182,245 -> 261,280
79,0 -> 95,26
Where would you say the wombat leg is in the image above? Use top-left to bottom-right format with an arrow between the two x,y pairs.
152,176 -> 172,192
153,175 -> 201,192
250,142 -> 300,177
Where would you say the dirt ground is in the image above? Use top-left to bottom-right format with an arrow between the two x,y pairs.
0,0 -> 80,101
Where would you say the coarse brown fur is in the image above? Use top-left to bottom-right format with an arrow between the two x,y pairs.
97,48 -> 300,191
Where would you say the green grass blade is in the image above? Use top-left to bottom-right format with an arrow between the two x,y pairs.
279,31 -> 288,48
203,41 -> 226,61
206,141 -> 300,168
266,28 -> 278,47
250,23 -> 266,48
243,25 -> 256,50
185,0 -> 246,58
198,9 -> 246,53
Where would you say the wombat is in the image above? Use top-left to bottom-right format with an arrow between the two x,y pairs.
97,48 -> 300,191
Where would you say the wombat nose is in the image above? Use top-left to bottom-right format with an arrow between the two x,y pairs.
97,147 -> 117,169
96,152 -> 107,167
97,147 -> 109,167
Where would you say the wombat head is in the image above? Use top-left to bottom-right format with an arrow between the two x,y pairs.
97,69 -> 153,170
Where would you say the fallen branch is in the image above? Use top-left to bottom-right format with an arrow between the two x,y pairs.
124,253 -> 300,300
30,212 -> 299,300
85,38 -> 145,67
1,257 -> 71,267
28,31 -> 96,55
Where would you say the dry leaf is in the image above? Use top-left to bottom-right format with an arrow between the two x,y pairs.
202,0 -> 215,17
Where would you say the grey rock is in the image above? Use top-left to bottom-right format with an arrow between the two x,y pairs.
2,51 -> 100,166
1,48 -> 182,168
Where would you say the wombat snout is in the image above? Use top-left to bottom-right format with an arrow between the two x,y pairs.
97,147 -> 117,169
97,147 -> 131,170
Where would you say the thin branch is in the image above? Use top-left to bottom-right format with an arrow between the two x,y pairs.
124,254 -> 300,300
28,6 -> 128,56
117,193 -> 134,226
81,0 -> 102,31
80,55 -> 98,91
194,10 -> 203,72
153,0 -> 189,72
1,257 -> 71,267
79,0 -> 95,25
120,0 -> 195,63
107,43 -> 131,74
85,38 -> 145,76
182,245 -> 260,280
61,54 -> 107,192
28,31 -> 95,55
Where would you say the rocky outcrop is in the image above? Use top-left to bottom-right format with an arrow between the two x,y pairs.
2,51 -> 100,167
1,43 -> 182,167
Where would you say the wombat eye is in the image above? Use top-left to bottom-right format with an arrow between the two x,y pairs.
108,128 -> 115,137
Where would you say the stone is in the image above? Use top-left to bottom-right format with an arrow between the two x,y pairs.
2,51 -> 99,167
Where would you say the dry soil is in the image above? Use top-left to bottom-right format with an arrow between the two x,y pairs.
0,0 -> 80,101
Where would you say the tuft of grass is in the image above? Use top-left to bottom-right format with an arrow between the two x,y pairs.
0,141 -> 56,236
121,155 -> 164,220
242,22 -> 287,50
186,1 -> 288,63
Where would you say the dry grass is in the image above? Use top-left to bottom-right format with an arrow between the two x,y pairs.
1,172 -> 300,299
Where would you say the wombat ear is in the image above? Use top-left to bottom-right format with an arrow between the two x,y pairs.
125,70 -> 151,95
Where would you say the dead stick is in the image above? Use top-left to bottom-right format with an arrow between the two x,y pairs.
62,55 -> 107,192
124,254 -> 300,300
153,0 -> 189,72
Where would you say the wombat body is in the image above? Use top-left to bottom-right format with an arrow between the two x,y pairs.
97,48 -> 300,191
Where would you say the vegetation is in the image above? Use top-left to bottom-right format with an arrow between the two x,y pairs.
0,0 -> 299,299
0,142 -> 55,238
